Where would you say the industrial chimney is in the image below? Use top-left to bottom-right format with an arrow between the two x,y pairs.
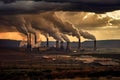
78,38 -> 81,49
27,33 -> 32,52
46,37 -> 49,48
56,41 -> 59,48
34,34 -> 39,52
34,35 -> 37,44
94,40 -> 96,51
60,41 -> 64,49
66,41 -> 71,51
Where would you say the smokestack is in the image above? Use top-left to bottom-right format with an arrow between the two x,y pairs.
94,40 -> 96,51
46,37 -> 49,48
27,33 -> 31,46
60,41 -> 64,49
35,35 -> 37,44
78,38 -> 81,49
56,41 -> 59,48
27,33 -> 32,52
66,41 -> 71,51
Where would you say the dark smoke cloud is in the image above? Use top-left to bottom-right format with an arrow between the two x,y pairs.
0,10 -> 119,41
40,12 -> 80,38
0,0 -> 120,14
0,1 -> 70,14
38,0 -> 120,4
2,0 -> 120,4
0,15 -> 28,35
0,25 -> 17,32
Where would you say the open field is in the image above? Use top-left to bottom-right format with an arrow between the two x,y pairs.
0,48 -> 120,79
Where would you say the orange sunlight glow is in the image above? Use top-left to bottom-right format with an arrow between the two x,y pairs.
0,32 -> 26,41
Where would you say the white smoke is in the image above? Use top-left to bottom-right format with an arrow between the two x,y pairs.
79,30 -> 96,40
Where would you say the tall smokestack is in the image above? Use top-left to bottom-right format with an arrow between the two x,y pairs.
60,41 -> 64,49
66,41 -> 71,51
56,41 -> 59,48
94,40 -> 96,51
78,38 -> 81,49
46,37 -> 49,48
27,33 -> 32,52
35,35 -> 37,44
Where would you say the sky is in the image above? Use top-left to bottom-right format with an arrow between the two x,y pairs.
55,11 -> 120,41
0,0 -> 120,42
0,0 -> 120,14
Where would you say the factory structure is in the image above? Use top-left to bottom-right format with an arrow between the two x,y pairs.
26,32 -> 96,53
0,11 -> 97,53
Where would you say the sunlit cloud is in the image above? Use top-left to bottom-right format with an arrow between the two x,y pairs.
106,10 -> 120,19
0,10 -> 120,41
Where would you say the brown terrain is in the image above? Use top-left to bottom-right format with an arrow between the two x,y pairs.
0,48 -> 120,79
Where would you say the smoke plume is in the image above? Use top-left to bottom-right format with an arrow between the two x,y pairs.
79,30 -> 96,40
25,15 -> 64,41
0,11 -> 97,43
0,15 -> 28,36
42,11 -> 80,39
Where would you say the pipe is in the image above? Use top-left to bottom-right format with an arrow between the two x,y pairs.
78,38 -> 81,49
27,33 -> 32,52
34,35 -> 37,44
46,37 -> 49,48
27,33 -> 31,46
94,40 -> 96,51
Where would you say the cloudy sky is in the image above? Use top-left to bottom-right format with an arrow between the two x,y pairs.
54,11 -> 120,41
0,0 -> 120,42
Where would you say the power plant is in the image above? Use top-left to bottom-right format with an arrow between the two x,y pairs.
1,2 -> 120,80
26,34 -> 97,53
0,11 -> 97,53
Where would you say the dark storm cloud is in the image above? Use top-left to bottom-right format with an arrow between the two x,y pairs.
38,0 -> 120,4
3,0 -> 120,4
0,1 -> 70,14
0,0 -> 120,14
